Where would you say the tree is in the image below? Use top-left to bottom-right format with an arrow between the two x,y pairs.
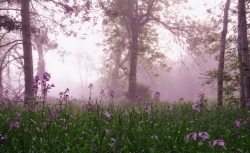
100,17 -> 163,98
238,0 -> 250,107
1,0 -> 91,100
21,0 -> 34,101
99,0 -> 191,101
217,0 -> 231,107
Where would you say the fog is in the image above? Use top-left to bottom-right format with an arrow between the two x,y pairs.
0,0 -> 223,102
42,39 -> 218,102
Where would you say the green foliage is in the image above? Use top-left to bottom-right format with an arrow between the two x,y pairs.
0,100 -> 250,152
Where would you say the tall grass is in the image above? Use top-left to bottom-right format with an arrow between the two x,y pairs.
0,98 -> 249,152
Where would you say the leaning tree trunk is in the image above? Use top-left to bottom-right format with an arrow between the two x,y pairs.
238,0 -> 250,107
128,17 -> 139,101
111,49 -> 121,89
21,0 -> 34,102
217,0 -> 231,107
34,36 -> 46,97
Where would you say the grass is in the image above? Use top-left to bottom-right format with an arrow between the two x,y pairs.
0,98 -> 250,153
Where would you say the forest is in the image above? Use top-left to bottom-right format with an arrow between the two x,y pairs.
0,0 -> 250,152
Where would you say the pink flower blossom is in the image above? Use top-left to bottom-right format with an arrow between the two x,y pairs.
0,134 -> 6,142
192,103 -> 201,112
185,132 -> 197,142
235,119 -> 247,127
84,104 -> 90,112
10,121 -> 20,128
50,107 -> 59,120
115,105 -> 121,111
41,123 -> 47,129
198,141 -> 203,146
211,139 -> 226,149
154,92 -> 160,100
16,112 -> 21,118
103,111 -> 112,118
69,114 -> 76,120
198,132 -> 210,140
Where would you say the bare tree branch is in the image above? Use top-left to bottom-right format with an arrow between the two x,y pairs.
0,40 -> 22,48
0,8 -> 21,11
0,31 -> 9,42
2,56 -> 23,70
0,43 -> 22,71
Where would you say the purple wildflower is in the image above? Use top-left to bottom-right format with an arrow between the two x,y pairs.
41,123 -> 47,129
192,103 -> 201,112
88,84 -> 93,89
92,104 -> 98,111
34,75 -> 40,83
84,104 -> 90,112
115,105 -> 121,111
211,139 -> 226,149
43,72 -> 51,81
185,132 -> 197,142
100,89 -> 105,97
109,90 -> 115,98
32,83 -> 39,93
16,112 -> 21,118
69,114 -> 76,120
136,95 -> 141,102
198,132 -> 210,140
0,134 -> 6,142
235,119 -> 247,127
103,111 -> 112,118
104,106 -> 109,111
50,107 -> 59,120
198,141 -> 203,146
10,121 -> 20,128
154,92 -> 160,100
246,99 -> 250,107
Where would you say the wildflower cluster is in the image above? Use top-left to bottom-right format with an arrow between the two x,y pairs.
234,119 -> 247,127
99,89 -> 105,102
0,134 -> 6,142
192,102 -> 204,112
185,131 -> 226,149
10,121 -> 20,128
109,90 -> 114,99
33,72 -> 55,101
58,88 -> 70,105
154,91 -> 160,100
185,132 -> 226,149
247,99 -> 250,108
210,139 -> 226,149
49,107 -> 59,120
185,131 -> 210,142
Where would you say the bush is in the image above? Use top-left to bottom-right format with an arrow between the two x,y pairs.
136,83 -> 152,101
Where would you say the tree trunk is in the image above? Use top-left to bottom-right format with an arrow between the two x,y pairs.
128,17 -> 139,101
238,30 -> 245,107
238,0 -> 250,107
111,50 -> 121,89
21,0 -> 34,102
34,36 -> 45,97
217,0 -> 230,107
0,69 -> 2,100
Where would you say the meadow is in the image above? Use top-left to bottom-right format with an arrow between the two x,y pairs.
0,90 -> 250,153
